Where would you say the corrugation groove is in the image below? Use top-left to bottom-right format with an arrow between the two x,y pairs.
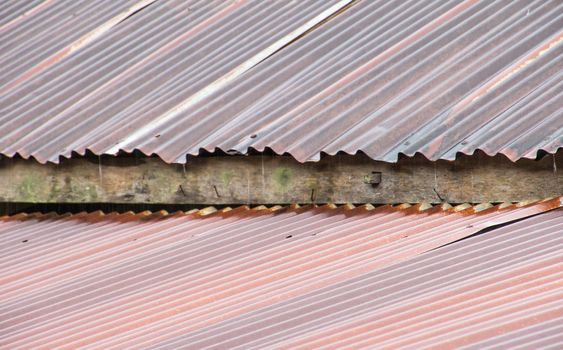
0,199 -> 561,349
0,0 -> 45,29
0,0 -> 146,92
0,0 -> 560,164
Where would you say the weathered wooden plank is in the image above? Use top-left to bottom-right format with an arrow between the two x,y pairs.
0,153 -> 561,204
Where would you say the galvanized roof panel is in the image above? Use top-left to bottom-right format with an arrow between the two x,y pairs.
0,199 -> 561,349
0,0 -> 561,163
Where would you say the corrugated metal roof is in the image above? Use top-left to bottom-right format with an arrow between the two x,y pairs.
0,0 -> 157,90
0,0 -> 561,164
0,198 -> 561,349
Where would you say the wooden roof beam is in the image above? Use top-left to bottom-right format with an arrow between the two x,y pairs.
0,153 -> 560,205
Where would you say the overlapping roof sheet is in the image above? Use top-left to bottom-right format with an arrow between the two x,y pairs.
0,198 -> 561,349
1,0 -> 562,164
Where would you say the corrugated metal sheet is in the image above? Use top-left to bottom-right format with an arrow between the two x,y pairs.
0,0 -> 561,164
0,0 -> 158,90
0,198 -> 561,349
0,0 -> 352,163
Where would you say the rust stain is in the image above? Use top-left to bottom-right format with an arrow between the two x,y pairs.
0,0 -> 158,95
0,200 -> 560,348
0,47 -> 71,95
448,30 -> 563,119
0,0 -> 561,164
270,0 -> 480,139
39,0 -> 248,149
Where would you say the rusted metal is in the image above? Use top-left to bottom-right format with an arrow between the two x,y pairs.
363,171 -> 382,187
0,0 -> 353,163
0,199 -> 560,349
0,0 -> 560,164
0,0 -> 151,93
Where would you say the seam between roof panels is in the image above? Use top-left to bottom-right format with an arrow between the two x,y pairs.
429,207 -> 563,252
275,0 -> 359,55
105,0 -> 356,156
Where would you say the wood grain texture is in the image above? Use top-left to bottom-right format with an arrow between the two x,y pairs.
0,153 -> 561,204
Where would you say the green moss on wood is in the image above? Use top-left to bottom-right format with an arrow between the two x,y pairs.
17,176 -> 41,202
273,167 -> 293,191
221,170 -> 235,187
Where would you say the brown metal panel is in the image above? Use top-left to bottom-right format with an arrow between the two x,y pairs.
0,199 -> 561,349
0,0 -> 353,163
0,0 -> 156,93
0,0 -> 561,164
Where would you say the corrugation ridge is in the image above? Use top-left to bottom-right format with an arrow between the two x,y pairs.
451,70 -> 563,158
457,316 -> 563,350
281,263 -> 561,349
0,0 -> 158,94
0,0 -> 201,133
3,204 -> 560,345
15,0 -> 344,161
223,216 -> 560,350
7,0 -> 262,157
173,0 -> 454,156
1,0 -> 561,163
0,208 -> 362,344
196,0 -> 478,161
144,211 -> 562,349
343,2 -> 561,162
98,0 -> 352,156
96,0 -> 353,155
432,32 -> 563,160
233,219 -> 562,349
266,226 -> 560,348
0,216 -> 237,302
271,0 -> 491,160
5,211 -> 414,348
0,0 -> 51,32
264,271 -> 563,349
92,209 -> 536,348
1,0 -> 351,163
3,197 -> 560,222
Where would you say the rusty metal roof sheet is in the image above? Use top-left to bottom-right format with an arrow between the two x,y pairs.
0,198 -> 561,349
0,0 -> 562,164
0,0 -> 158,90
